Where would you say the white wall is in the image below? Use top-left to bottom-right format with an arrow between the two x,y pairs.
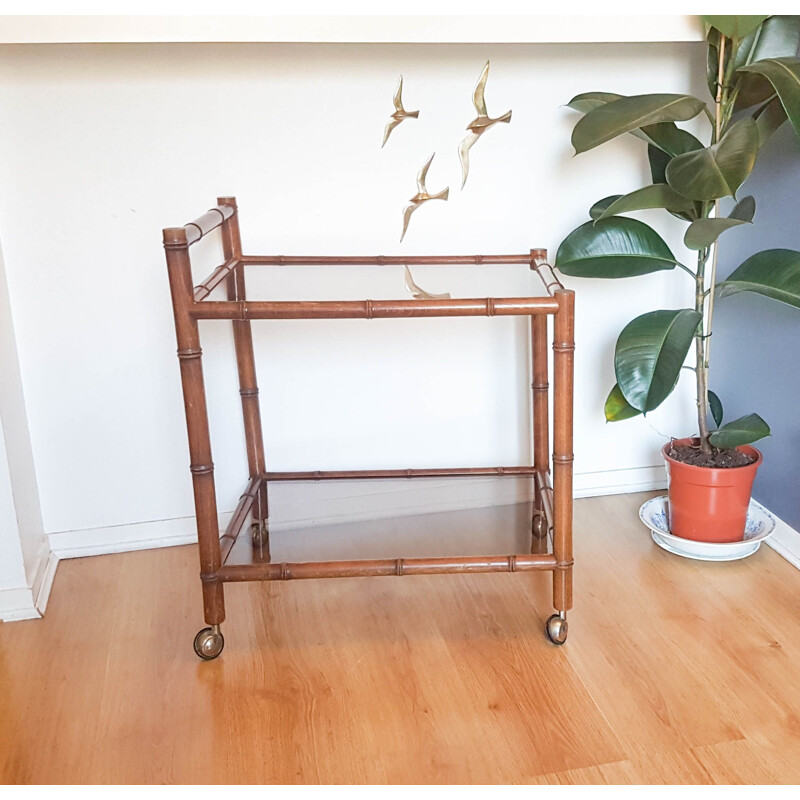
0,40 -> 705,553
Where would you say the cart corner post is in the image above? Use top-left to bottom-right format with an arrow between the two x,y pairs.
552,288 -> 574,614
217,196 -> 270,532
531,308 -> 550,547
163,225 -> 225,627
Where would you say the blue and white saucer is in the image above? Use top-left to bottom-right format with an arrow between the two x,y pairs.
638,496 -> 776,561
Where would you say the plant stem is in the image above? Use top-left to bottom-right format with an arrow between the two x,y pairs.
695,33 -> 728,453
695,246 -> 711,449
722,29 -> 755,127
706,34 -> 731,377
704,200 -> 722,414
677,262 -> 698,279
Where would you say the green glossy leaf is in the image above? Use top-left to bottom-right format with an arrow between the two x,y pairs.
683,196 -> 756,255
615,309 -> 703,413
589,195 -> 623,220
596,184 -> 697,221
729,195 -> 756,222
639,123 -> 705,158
733,16 -> 800,111
666,117 -> 759,200
718,248 -> 800,309
738,57 -> 800,139
648,144 -> 672,185
571,94 -> 707,154
566,91 -> 624,114
647,136 -> 707,221
736,16 -> 800,68
708,390 -> 724,428
755,96 -> 788,145
568,92 -> 704,157
647,147 -> 705,225
555,218 -> 681,279
707,27 -> 724,99
684,216 -> 750,250
604,384 -> 642,422
709,413 -> 770,448
703,16 -> 769,40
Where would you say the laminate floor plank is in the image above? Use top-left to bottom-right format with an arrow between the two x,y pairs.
562,496 -> 790,759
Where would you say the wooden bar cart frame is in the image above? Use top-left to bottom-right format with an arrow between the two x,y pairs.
163,197 -> 574,660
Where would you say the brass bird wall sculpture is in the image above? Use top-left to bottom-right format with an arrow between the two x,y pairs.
403,265 -> 451,300
458,61 -> 512,188
400,153 -> 450,242
382,75 -> 420,148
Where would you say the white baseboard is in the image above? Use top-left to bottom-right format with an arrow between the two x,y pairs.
32,548 -> 59,615
46,466 -> 667,558
574,465 -> 667,498
0,586 -> 39,621
764,506 -> 800,570
49,512 -> 233,559
0,540 -> 58,622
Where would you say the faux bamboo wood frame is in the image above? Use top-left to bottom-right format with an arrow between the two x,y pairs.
163,197 -> 574,655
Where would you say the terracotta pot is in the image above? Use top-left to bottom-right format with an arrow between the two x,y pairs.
661,437 -> 762,543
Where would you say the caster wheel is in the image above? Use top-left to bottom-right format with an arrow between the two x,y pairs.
545,614 -> 568,645
251,521 -> 268,548
532,513 -> 547,539
193,626 -> 224,660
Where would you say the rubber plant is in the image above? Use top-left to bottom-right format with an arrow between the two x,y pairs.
555,15 -> 800,456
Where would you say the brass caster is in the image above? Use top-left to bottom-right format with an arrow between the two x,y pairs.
251,521 -> 268,548
532,512 -> 547,539
545,613 -> 568,646
193,625 -> 224,660
251,521 -> 271,563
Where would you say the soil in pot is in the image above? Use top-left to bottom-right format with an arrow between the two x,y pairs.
666,441 -> 757,469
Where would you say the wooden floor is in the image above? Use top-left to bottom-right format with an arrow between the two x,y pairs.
3,491 -> 800,784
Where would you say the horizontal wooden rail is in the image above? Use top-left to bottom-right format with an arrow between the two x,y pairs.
219,477 -> 261,563
532,261 -> 565,296
241,252 -> 546,267
194,257 -> 240,302
183,204 -> 236,246
217,553 -> 558,582
264,466 -> 539,481
191,297 -> 559,320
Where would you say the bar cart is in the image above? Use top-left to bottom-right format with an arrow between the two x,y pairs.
162,197 -> 574,660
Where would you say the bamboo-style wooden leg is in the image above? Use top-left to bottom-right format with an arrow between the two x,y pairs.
552,289 -> 574,621
218,197 -> 271,558
531,313 -> 550,552
164,226 -> 225,628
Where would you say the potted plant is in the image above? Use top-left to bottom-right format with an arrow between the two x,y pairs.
553,15 -> 800,543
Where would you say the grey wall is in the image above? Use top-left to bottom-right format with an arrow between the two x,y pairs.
713,122 -> 800,529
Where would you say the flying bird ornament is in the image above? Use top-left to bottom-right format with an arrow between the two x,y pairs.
400,153 -> 450,242
403,265 -> 451,300
382,75 -> 419,148
458,61 -> 512,188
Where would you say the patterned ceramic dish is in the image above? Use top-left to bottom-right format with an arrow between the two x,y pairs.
639,495 -> 776,561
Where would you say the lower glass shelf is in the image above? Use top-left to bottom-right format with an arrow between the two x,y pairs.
223,499 -> 550,569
